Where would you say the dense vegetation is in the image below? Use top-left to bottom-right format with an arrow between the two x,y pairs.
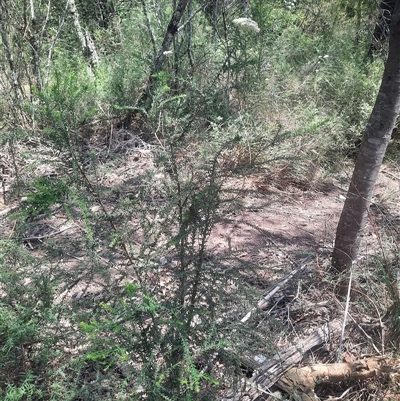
0,1 -> 399,400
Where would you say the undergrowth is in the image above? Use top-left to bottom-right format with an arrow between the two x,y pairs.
1,0 -> 399,399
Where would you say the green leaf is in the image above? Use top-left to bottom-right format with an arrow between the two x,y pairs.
125,282 -> 138,297
79,321 -> 99,333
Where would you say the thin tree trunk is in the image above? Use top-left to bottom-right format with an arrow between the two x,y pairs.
332,1 -> 400,271
0,0 -> 27,124
28,0 -> 42,92
140,0 -> 157,56
44,1 -> 68,87
67,0 -> 99,69
138,0 -> 190,110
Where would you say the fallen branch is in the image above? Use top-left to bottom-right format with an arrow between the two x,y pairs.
22,225 -> 73,241
241,255 -> 313,323
221,318 -> 343,401
276,356 -> 400,401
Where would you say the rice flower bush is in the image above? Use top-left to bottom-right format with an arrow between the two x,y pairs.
232,18 -> 260,34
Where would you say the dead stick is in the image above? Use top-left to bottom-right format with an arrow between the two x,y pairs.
221,318 -> 343,401
241,255 -> 313,323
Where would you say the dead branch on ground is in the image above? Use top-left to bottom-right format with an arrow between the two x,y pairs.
221,319 -> 343,401
276,356 -> 400,401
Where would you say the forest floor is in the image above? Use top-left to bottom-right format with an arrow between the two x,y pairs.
213,163 -> 400,280
214,162 -> 400,400
1,136 -> 400,400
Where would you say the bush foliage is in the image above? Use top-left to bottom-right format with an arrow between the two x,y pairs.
0,0 -> 394,399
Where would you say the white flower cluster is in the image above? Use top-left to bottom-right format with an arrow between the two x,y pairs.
283,0 -> 297,9
232,18 -> 260,34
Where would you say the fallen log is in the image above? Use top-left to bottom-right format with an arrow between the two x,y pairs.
221,318 -> 343,401
276,356 -> 400,401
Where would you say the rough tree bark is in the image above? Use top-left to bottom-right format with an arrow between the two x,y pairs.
332,0 -> 400,271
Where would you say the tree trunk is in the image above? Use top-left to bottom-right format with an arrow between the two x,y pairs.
332,0 -> 400,271
0,0 -> 28,125
67,0 -> 99,69
138,0 -> 190,110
